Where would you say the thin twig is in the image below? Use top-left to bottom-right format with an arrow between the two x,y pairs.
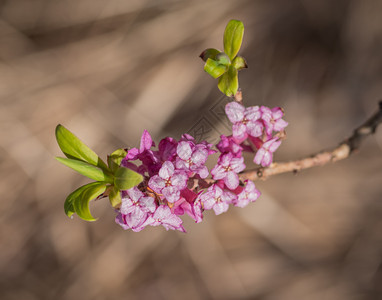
240,101 -> 382,181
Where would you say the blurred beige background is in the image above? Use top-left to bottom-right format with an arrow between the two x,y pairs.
1,1 -> 382,299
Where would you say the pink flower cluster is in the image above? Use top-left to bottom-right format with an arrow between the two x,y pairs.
224,102 -> 288,167
116,131 -> 215,232
115,100 -> 287,233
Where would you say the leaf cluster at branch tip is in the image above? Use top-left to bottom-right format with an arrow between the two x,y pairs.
55,124 -> 143,221
200,19 -> 247,97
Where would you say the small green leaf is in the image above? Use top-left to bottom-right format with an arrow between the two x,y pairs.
215,52 -> 231,66
218,65 -> 238,97
223,20 -> 244,60
73,182 -> 107,221
114,167 -> 143,190
55,124 -> 109,172
204,58 -> 228,79
107,148 -> 127,173
64,182 -> 101,218
199,48 -> 220,62
108,185 -> 122,208
232,56 -> 248,70
56,157 -> 114,183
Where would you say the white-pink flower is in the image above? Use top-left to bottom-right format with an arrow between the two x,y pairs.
144,205 -> 185,232
211,153 -> 245,190
260,106 -> 288,136
254,137 -> 281,167
148,161 -> 187,203
225,102 -> 263,143
176,141 -> 210,178
199,184 -> 236,215
234,180 -> 261,208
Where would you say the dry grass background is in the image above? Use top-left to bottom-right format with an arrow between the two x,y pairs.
1,0 -> 382,299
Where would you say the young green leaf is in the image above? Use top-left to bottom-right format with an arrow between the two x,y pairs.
55,124 -> 109,172
215,52 -> 231,66
55,157 -> 114,183
199,48 -> 220,62
114,167 -> 143,190
108,185 -> 122,208
223,20 -> 244,60
232,56 -> 248,70
107,148 -> 127,173
64,182 -> 101,218
218,65 -> 238,97
204,58 -> 228,79
73,182 -> 107,221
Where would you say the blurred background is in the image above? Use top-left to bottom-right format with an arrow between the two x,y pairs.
1,0 -> 382,299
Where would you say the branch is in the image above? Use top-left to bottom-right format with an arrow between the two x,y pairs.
239,101 -> 382,181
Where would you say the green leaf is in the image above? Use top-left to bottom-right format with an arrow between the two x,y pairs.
232,56 -> 248,70
55,124 -> 109,172
218,65 -> 238,97
55,157 -> 114,183
215,52 -> 231,66
114,167 -> 143,190
73,182 -> 107,221
204,58 -> 228,79
107,148 -> 127,173
64,182 -> 100,218
199,48 -> 220,62
223,20 -> 244,60
108,185 -> 122,208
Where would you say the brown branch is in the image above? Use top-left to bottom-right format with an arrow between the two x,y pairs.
239,101 -> 382,181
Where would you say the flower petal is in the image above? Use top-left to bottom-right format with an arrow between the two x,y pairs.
271,107 -> 284,119
213,201 -> 229,215
211,165 -> 226,180
159,161 -> 174,179
268,139 -> 282,153
139,130 -> 153,152
127,187 -> 144,202
191,148 -> 208,165
254,148 -> 266,165
230,157 -> 246,173
152,205 -> 171,221
232,123 -> 247,142
246,120 -> 263,137
163,186 -> 180,203
224,171 -> 239,190
261,150 -> 273,166
148,175 -> 165,193
171,171 -> 188,190
225,102 -> 245,123
273,119 -> 288,132
140,196 -> 157,213
245,106 -> 261,121
177,141 -> 192,160
197,166 -> 209,179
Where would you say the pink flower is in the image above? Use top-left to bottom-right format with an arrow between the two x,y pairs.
176,141 -> 210,178
115,209 -> 148,232
199,184 -> 236,215
225,102 -> 263,143
120,187 -> 156,215
144,205 -> 185,232
234,180 -> 261,208
157,137 -> 178,162
216,134 -> 243,157
260,106 -> 288,136
211,153 -> 245,190
148,161 -> 187,203
122,130 -> 160,176
115,187 -> 156,232
254,137 -> 281,167
172,197 -> 203,223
